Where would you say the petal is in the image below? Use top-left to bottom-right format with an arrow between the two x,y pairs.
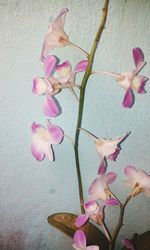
103,198 -> 120,206
31,123 -> 54,161
124,166 -> 137,178
73,60 -> 88,73
31,140 -> 45,161
132,75 -> 148,94
73,230 -> 87,248
132,47 -> 144,71
75,214 -> 89,227
87,246 -> 99,250
41,8 -> 69,59
53,8 -> 69,30
122,87 -> 134,108
105,172 -> 117,185
43,55 -> 58,79
89,177 -> 107,201
47,123 -> 63,144
32,77 -> 47,95
31,122 -> 42,133
98,158 -> 107,175
56,61 -> 72,83
108,148 -> 120,161
122,239 -> 135,250
43,96 -> 59,117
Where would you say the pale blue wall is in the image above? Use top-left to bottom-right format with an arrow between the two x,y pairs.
0,0 -> 150,249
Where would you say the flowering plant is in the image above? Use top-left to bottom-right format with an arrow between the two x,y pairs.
31,1 -> 150,250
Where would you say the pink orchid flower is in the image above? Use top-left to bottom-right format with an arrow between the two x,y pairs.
41,8 -> 69,59
80,128 -> 129,174
72,230 -> 99,250
31,122 -> 63,161
75,199 -> 103,227
41,8 -> 89,60
55,59 -> 88,84
93,48 -> 148,108
32,55 -> 59,96
122,239 -> 135,250
124,166 -> 150,197
89,172 -> 117,201
33,56 -> 87,95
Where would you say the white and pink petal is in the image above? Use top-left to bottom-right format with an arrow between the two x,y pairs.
43,96 -> 59,117
73,60 -> 88,73
132,75 -> 148,94
75,214 -> 89,227
32,77 -> 48,95
47,123 -> 63,144
105,172 -> 117,185
73,230 -> 87,249
43,55 -> 58,79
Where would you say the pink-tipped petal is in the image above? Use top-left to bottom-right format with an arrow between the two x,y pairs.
98,159 -> 107,175
104,198 -> 120,206
47,123 -> 63,144
73,60 -> 88,73
53,8 -> 69,29
41,8 -> 69,59
122,87 -> 134,108
133,47 -> 144,70
73,230 -> 86,249
75,214 -> 89,227
43,55 -> 57,79
132,75 -> 148,94
31,142 -> 45,161
105,172 -> 117,185
32,77 -> 47,95
137,76 -> 148,93
31,122 -> 41,133
43,96 -> 59,117
56,61 -> 72,83
124,166 -> 137,177
108,148 -> 120,161
122,239 -> 135,250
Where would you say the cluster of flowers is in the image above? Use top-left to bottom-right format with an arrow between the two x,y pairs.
31,7 -> 150,250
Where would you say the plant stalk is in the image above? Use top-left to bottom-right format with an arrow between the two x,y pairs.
73,0 -> 110,214
108,195 -> 132,250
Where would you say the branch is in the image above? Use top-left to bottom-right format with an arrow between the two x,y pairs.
74,0 -> 110,214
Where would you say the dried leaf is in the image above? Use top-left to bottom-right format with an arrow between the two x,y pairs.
48,212 -> 109,249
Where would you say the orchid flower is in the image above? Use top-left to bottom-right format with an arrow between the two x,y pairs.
41,8 -> 89,60
31,122 -> 63,161
32,55 -> 60,96
80,128 -> 129,174
33,56 -> 87,94
72,230 -> 99,250
124,166 -> 150,197
55,59 -> 88,85
41,8 -> 69,59
75,199 -> 103,227
93,48 -> 148,108
122,239 -> 136,250
89,172 -> 117,201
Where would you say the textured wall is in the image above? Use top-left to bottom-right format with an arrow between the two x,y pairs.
0,0 -> 150,249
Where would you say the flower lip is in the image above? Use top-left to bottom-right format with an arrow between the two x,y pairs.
124,166 -> 150,197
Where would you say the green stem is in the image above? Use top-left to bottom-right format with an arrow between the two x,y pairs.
74,0 -> 110,214
109,195 -> 132,250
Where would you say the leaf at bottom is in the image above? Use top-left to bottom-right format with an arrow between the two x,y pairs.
47,212 -> 109,249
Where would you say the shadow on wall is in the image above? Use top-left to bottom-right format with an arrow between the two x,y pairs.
0,230 -> 25,250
